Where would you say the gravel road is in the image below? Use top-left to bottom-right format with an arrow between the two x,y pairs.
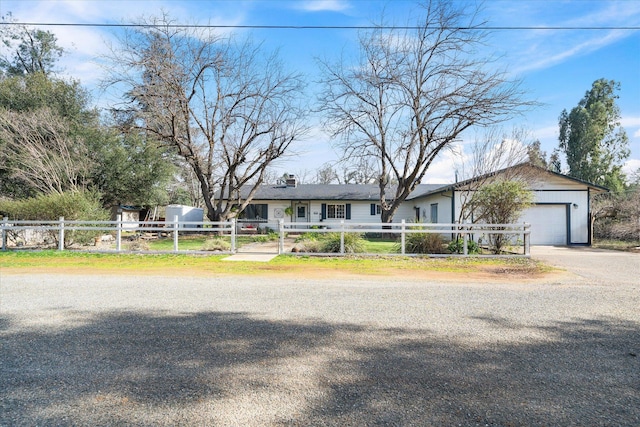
1,251 -> 639,426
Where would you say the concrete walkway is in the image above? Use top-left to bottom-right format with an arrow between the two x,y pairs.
223,240 -> 294,262
223,252 -> 279,262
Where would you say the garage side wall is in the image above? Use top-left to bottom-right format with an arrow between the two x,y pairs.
529,190 -> 590,244
445,180 -> 591,245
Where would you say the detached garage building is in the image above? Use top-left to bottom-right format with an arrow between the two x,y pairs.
236,164 -> 607,246
409,164 -> 609,245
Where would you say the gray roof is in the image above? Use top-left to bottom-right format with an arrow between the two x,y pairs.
247,183 -> 448,201
406,163 -> 610,197
236,163 -> 609,203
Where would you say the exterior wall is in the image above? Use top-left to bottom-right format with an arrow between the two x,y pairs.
413,192 -> 453,223
529,174 -> 589,190
249,172 -> 595,244
238,200 -> 289,231
313,200 -> 382,225
529,189 -> 590,244
165,205 -> 204,228
248,200 -> 424,230
121,210 -> 140,230
309,201 -> 422,225
414,183 -> 590,244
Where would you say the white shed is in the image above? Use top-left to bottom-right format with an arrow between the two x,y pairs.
165,205 -> 204,228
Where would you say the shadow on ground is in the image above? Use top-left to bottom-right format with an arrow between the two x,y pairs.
1,311 -> 638,426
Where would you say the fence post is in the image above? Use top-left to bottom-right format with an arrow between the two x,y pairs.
116,214 -> 122,252
230,218 -> 236,253
1,216 -> 7,251
278,219 -> 285,255
340,220 -> 345,254
401,220 -> 406,255
173,215 -> 179,252
463,222 -> 469,256
58,217 -> 65,251
524,222 -> 530,256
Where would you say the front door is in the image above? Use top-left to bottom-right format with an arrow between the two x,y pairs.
294,203 -> 309,222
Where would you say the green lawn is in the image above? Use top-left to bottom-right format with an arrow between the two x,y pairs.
363,238 -> 399,254
115,234 -> 279,251
0,249 -> 551,278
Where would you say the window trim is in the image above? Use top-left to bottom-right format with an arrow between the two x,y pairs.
321,203 -> 351,220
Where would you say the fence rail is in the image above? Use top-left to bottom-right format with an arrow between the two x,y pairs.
1,216 -> 531,257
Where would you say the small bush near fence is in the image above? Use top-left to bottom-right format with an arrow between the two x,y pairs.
126,240 -> 151,251
0,191 -> 108,247
296,232 -> 366,253
201,238 -> 232,252
447,238 -> 481,255
402,232 -> 447,254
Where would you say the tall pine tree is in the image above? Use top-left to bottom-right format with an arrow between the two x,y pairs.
558,79 -> 629,193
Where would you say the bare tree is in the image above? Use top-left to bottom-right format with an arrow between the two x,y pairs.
0,13 -> 64,76
312,158 -> 379,185
0,107 -> 89,194
453,127 -> 537,224
314,163 -> 339,184
103,14 -> 308,221
318,0 -> 531,222
592,188 -> 640,242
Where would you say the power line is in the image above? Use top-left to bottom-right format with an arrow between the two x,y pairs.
1,22 -> 638,31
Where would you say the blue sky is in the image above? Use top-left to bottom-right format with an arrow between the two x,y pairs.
1,0 -> 639,183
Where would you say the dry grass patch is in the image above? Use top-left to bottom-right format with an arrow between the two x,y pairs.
0,251 -> 556,281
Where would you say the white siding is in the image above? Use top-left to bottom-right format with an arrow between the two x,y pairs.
531,190 -> 589,244
414,193 -> 453,223
412,184 -> 592,245
519,205 -> 568,245
249,169 -> 596,244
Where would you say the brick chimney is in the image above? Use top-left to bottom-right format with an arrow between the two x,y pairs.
285,174 -> 297,188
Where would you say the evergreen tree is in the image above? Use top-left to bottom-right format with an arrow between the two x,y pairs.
558,79 -> 629,193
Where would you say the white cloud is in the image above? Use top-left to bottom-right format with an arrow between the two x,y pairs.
563,1 -> 640,27
532,124 -> 558,140
512,30 -> 630,74
623,158 -> 640,176
493,0 -> 640,75
421,143 -> 466,184
295,1 -> 351,12
621,116 -> 640,129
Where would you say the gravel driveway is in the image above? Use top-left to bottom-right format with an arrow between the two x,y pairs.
530,245 -> 640,285
1,251 -> 639,426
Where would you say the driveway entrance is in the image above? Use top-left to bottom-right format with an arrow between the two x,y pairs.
530,246 -> 639,285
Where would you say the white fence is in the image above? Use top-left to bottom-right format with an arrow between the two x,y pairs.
1,216 -> 531,257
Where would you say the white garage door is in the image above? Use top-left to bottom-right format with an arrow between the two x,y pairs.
519,205 -> 567,245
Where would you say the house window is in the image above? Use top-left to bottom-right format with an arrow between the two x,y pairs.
328,204 -> 345,219
240,204 -> 268,221
321,203 -> 351,220
297,206 -> 306,218
430,203 -> 438,223
370,204 -> 382,215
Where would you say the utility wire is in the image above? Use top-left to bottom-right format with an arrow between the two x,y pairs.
1,22 -> 638,30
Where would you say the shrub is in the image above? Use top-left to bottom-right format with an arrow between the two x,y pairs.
470,180 -> 534,253
403,232 -> 446,254
126,240 -> 150,251
447,238 -> 481,254
320,232 -> 366,253
298,239 -> 324,253
252,231 -> 278,243
0,190 -> 108,221
295,230 -> 322,242
0,191 -> 109,247
201,237 -> 231,252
